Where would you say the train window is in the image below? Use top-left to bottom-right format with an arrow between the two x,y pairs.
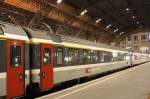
10,46 -> 21,67
127,36 -> 131,41
83,50 -> 91,64
99,51 -> 106,62
64,48 -> 75,65
141,35 -> 147,40
118,53 -> 124,61
133,35 -> 138,41
32,45 -> 41,68
57,48 -> 63,65
79,49 -> 84,64
93,51 -> 99,63
64,48 -> 69,65
73,49 -> 79,65
43,48 -> 51,65
102,51 -> 112,62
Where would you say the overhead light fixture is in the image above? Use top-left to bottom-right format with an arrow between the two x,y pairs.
1,12 -> 4,15
136,21 -> 140,24
114,28 -> 119,32
139,25 -> 143,28
116,35 -> 119,38
80,9 -> 87,16
126,8 -> 130,11
106,24 -> 112,29
120,32 -> 124,35
8,15 -> 11,18
57,0 -> 62,4
132,16 -> 136,19
96,18 -> 102,23
14,11 -> 18,14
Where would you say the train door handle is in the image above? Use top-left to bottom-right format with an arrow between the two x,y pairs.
42,72 -> 45,78
39,72 -> 45,78
19,74 -> 24,81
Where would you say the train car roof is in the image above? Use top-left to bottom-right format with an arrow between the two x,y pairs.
0,21 -> 28,41
60,35 -> 127,52
24,27 -> 62,44
24,28 -> 127,53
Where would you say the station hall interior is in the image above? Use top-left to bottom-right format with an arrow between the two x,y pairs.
0,0 -> 150,53
1,0 -> 150,99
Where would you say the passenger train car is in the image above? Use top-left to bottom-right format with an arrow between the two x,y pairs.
0,22 -> 149,99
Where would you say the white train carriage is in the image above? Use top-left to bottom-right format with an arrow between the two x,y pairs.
53,35 -> 131,83
0,22 -> 149,99
0,22 -> 29,99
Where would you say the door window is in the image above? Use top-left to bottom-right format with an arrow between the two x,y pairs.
57,48 -> 63,65
10,45 -> 21,67
43,48 -> 51,65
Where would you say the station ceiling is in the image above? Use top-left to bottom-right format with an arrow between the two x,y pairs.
65,0 -> 150,34
0,0 -> 150,44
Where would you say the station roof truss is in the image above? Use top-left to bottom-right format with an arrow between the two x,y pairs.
65,0 -> 150,37
0,0 -> 150,44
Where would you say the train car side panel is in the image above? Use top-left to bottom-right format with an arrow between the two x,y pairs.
7,40 -> 25,99
40,44 -> 54,91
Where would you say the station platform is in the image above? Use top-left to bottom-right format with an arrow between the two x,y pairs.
37,62 -> 150,99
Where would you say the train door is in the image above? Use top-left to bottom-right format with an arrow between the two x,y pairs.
7,40 -> 25,99
41,44 -> 53,91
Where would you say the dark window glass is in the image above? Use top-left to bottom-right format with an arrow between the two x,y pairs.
82,50 -> 91,64
112,52 -> 118,62
32,45 -> 41,68
73,49 -> 79,64
79,49 -> 84,64
102,51 -> 112,62
93,51 -> 99,63
127,36 -> 131,41
43,48 -> 51,65
134,36 -> 138,41
64,48 -> 80,66
119,53 -> 125,61
57,48 -> 63,64
10,46 -> 21,67
64,48 -> 69,65
98,51 -> 102,63
141,35 -> 147,40
64,48 -> 74,65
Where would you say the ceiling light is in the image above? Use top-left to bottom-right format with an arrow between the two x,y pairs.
126,8 -> 130,11
96,18 -> 102,23
106,24 -> 112,29
1,12 -> 4,15
114,28 -> 119,32
57,0 -> 62,4
8,15 -> 11,18
132,16 -> 136,19
80,9 -> 87,16
136,21 -> 140,24
14,11 -> 18,14
120,32 -> 124,35
139,26 -> 143,28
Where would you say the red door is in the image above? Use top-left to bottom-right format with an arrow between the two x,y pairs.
7,40 -> 25,99
41,44 -> 53,91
